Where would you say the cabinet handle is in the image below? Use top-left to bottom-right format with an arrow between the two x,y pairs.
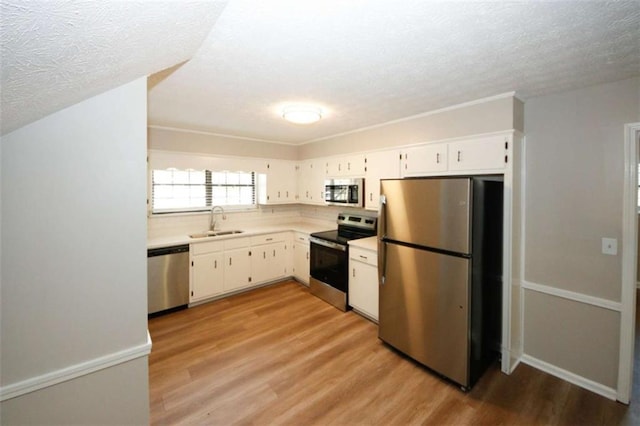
273,249 -> 276,257
436,153 -> 440,164
229,257 -> 232,266
359,255 -> 368,260
352,268 -> 356,278
286,191 -> 289,197
263,252 -> 266,259
348,162 -> 351,170
306,252 -> 309,260
278,191 -> 281,198
266,238 -> 273,241
214,260 -> 217,268
457,150 -> 461,162
369,193 -> 373,201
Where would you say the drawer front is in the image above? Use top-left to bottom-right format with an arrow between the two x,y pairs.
250,232 -> 288,246
224,236 -> 251,250
349,247 -> 377,266
294,232 -> 309,245
191,241 -> 223,255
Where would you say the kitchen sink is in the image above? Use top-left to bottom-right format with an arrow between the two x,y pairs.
189,230 -> 244,238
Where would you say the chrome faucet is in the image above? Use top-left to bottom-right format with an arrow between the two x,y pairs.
209,205 -> 225,231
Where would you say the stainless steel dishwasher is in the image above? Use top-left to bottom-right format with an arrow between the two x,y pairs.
147,244 -> 190,315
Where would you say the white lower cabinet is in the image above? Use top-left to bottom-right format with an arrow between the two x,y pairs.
223,246 -> 252,292
190,241 -> 224,302
252,241 -> 287,283
292,232 -> 310,285
348,246 -> 378,321
190,232 -> 296,303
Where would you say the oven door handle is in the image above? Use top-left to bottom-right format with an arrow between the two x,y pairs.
378,194 -> 387,285
309,236 -> 347,252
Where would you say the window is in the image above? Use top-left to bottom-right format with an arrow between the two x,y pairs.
151,169 -> 256,214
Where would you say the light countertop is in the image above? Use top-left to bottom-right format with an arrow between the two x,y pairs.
148,221 -> 333,249
348,236 -> 378,251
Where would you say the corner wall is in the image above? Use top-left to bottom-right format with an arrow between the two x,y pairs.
522,76 -> 640,394
0,79 -> 150,423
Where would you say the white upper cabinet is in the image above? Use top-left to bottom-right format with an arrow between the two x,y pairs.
401,133 -> 510,177
258,160 -> 297,204
325,154 -> 366,177
401,143 -> 448,177
448,134 -> 510,172
297,159 -> 325,205
364,149 -> 401,210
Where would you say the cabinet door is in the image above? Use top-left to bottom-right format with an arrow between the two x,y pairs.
293,242 -> 310,285
342,154 -> 365,176
191,252 -> 224,301
298,160 -> 324,204
310,159 -> 326,204
269,241 -> 287,280
260,160 -> 297,204
284,237 -> 294,277
326,154 -> 365,177
349,259 -> 379,321
224,247 -> 252,292
252,241 -> 287,284
401,143 -> 448,177
448,135 -> 508,172
364,149 -> 401,210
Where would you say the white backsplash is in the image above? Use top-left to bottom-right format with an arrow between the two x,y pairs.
147,204 -> 376,239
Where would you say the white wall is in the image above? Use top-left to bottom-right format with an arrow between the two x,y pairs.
148,126 -> 298,160
522,76 -> 640,392
299,95 -> 523,158
0,79 -> 150,423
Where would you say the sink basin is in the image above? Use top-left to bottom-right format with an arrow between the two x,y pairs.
211,230 -> 244,236
189,230 -> 244,239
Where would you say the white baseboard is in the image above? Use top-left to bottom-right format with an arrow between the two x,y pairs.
508,355 -> 522,374
0,331 -> 152,402
500,347 -> 522,374
521,353 -> 617,401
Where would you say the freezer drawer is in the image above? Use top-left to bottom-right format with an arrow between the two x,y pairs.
378,242 -> 470,387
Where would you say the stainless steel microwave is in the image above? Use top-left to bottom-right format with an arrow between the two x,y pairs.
324,178 -> 364,207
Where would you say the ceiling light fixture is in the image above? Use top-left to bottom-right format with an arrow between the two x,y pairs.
282,105 -> 322,124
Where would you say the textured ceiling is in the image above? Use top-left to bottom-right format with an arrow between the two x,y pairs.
148,0 -> 640,144
1,0 -> 228,135
2,1 -> 638,142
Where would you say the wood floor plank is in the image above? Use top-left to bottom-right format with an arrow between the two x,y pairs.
149,280 -> 639,425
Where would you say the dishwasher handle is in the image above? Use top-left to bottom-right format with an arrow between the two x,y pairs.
147,244 -> 189,257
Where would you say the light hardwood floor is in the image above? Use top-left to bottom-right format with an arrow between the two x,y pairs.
149,281 -> 640,425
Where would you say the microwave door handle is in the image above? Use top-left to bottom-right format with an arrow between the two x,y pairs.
378,194 -> 387,285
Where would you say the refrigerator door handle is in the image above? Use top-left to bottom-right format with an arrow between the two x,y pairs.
378,194 -> 387,284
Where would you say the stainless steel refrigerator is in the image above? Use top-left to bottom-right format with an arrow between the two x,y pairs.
378,177 -> 503,390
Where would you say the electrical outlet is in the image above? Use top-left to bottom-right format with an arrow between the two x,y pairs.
601,238 -> 618,256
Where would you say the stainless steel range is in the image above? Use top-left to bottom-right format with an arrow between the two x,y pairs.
309,213 -> 377,311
